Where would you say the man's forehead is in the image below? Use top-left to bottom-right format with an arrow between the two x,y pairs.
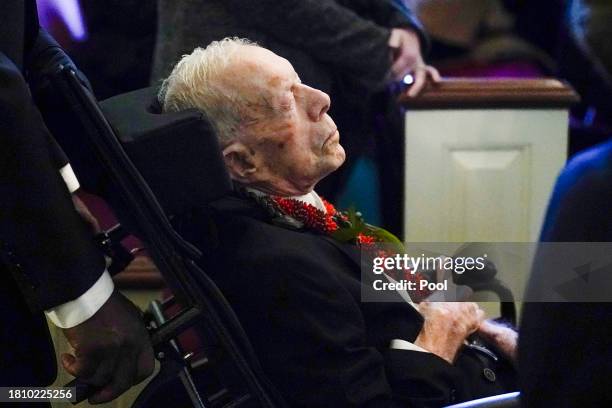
234,46 -> 294,84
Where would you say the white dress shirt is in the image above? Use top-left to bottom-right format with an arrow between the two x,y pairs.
44,164 -> 114,329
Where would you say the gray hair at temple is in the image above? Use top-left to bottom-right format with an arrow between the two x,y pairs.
158,37 -> 258,145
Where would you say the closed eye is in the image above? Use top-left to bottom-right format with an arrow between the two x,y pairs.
279,96 -> 293,112
279,86 -> 297,112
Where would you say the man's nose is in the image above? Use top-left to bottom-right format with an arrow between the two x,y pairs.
307,87 -> 331,121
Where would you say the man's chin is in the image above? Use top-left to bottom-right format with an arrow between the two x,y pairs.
320,146 -> 346,179
333,144 -> 346,168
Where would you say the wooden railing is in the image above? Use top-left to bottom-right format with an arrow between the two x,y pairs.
399,78 -> 579,109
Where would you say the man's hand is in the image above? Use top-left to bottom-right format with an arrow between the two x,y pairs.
477,320 -> 518,364
61,290 -> 155,404
414,302 -> 485,364
388,28 -> 440,97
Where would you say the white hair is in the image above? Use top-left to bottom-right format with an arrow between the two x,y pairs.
158,37 -> 258,144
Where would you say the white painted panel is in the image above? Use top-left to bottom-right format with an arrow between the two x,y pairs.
404,109 -> 568,242
448,148 -> 530,241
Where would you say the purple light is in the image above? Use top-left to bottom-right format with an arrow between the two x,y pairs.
443,392 -> 520,408
38,0 -> 88,41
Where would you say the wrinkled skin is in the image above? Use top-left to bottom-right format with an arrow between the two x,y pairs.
416,301 -> 485,363
221,46 -> 345,196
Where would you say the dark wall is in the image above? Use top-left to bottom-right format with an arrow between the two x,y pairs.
56,0 -> 157,100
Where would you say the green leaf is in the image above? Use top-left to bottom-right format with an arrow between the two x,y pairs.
365,224 -> 405,252
331,207 -> 404,250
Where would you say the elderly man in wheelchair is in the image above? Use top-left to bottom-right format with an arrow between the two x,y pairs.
140,37 -> 519,407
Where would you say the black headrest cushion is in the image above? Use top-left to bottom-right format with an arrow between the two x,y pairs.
99,87 -> 232,217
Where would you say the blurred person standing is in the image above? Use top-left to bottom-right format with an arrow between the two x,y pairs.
520,139 -> 612,407
152,0 -> 439,235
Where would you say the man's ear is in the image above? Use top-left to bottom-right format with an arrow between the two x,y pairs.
222,142 -> 258,182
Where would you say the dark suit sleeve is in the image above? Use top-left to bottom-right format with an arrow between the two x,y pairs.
25,27 -> 89,172
46,133 -> 69,170
0,53 -> 105,312
232,248 -> 465,407
21,2 -> 74,172
224,0 -> 426,90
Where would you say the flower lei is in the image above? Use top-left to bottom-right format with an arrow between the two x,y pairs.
250,192 -> 432,300
269,196 -> 341,235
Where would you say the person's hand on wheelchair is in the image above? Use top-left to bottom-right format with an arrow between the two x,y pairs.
61,290 -> 155,404
477,320 -> 518,363
415,301 -> 485,363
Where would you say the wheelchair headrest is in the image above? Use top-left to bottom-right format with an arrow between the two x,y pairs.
99,86 -> 232,217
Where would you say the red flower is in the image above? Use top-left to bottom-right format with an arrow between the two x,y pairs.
325,220 -> 339,233
356,233 -> 376,245
322,198 -> 337,215
270,196 -> 339,234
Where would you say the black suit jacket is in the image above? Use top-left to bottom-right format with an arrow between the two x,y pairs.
178,193 -> 510,407
0,0 -> 105,386
519,140 -> 612,407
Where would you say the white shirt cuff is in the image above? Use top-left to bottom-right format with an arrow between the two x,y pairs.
45,271 -> 114,328
59,163 -> 80,193
390,338 -> 430,353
